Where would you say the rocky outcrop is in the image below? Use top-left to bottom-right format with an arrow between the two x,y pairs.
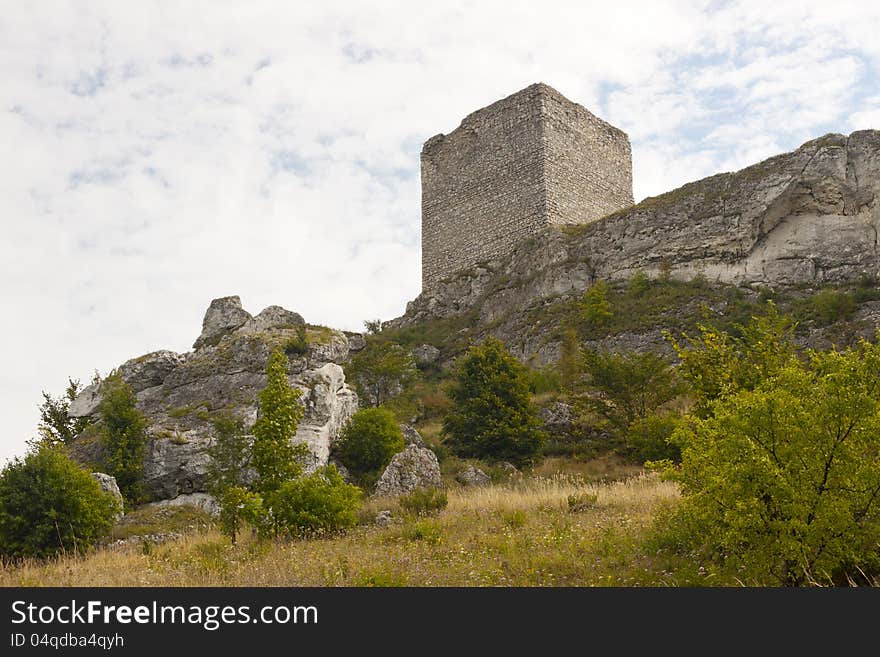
391,131 -> 880,327
91,473 -> 124,519
238,305 -> 304,335
143,493 -> 220,516
193,296 -> 253,349
374,445 -> 442,497
70,297 -> 360,501
456,465 -> 490,487
297,364 -> 359,469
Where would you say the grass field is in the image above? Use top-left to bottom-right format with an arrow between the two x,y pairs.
0,471 -> 726,587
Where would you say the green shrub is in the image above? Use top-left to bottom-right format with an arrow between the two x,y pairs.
167,406 -> 192,419
663,323 -> 880,585
627,270 -> 651,296
581,280 -> 613,331
790,288 -> 858,326
335,408 -> 405,478
582,349 -> 682,433
269,465 -> 362,536
806,289 -> 857,325
443,337 -> 545,467
626,413 -> 682,463
671,303 -> 795,418
283,325 -> 308,357
558,328 -> 582,391
216,487 -> 262,545
398,487 -> 448,516
0,447 -> 120,558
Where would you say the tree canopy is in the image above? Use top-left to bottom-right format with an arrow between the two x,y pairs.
443,337 -> 544,467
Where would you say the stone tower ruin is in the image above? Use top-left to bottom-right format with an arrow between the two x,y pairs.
420,82 -> 633,290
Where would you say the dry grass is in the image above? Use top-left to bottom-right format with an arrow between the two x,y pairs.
0,472 -> 698,587
532,454 -> 643,481
447,472 -> 676,514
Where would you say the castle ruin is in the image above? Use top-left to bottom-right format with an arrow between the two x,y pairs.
420,82 -> 633,290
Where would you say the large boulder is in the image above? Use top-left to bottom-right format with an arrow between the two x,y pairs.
374,445 -> 442,497
193,296 -> 252,349
91,472 -> 124,520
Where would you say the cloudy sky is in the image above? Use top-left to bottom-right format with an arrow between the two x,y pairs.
2,0 -> 880,462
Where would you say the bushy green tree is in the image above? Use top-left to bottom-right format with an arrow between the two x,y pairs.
0,447 -> 119,558
663,315 -> 880,585
582,350 -> 682,433
252,350 -> 307,499
347,341 -> 418,407
34,378 -> 90,448
335,407 -> 405,478
443,337 -> 545,467
206,414 -> 258,544
99,374 -> 148,504
270,465 -> 361,536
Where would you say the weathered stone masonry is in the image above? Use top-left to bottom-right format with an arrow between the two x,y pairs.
420,83 -> 633,290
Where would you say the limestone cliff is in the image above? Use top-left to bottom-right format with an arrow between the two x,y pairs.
390,131 -> 880,361
69,296 -> 361,501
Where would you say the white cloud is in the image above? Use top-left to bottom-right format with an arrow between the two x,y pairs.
2,1 -> 880,462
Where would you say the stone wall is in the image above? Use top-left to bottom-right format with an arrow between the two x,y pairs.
420,83 -> 633,290
541,89 -> 633,226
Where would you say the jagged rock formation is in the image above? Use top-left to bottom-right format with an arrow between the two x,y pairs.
69,298 -> 359,502
390,131 -> 880,362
